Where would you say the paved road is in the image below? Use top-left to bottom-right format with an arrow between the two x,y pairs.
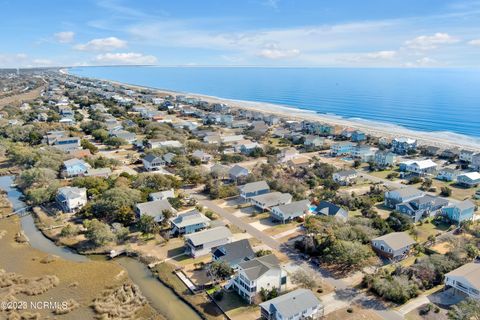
198,199 -> 282,251
197,195 -> 405,319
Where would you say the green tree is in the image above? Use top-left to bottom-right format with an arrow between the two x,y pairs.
137,215 -> 159,234
448,298 -> 480,320
207,260 -> 234,281
81,139 -> 99,154
83,219 -> 116,247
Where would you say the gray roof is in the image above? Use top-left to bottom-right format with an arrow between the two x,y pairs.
136,199 -> 176,218
237,254 -> 280,281
272,200 -> 310,218
455,199 -> 475,211
316,201 -> 347,218
239,181 -> 269,193
143,154 -> 161,163
250,192 -> 292,207
212,239 -> 255,265
229,164 -> 249,177
185,226 -> 232,246
445,263 -> 480,290
57,186 -> 86,200
390,187 -> 423,199
259,289 -> 322,318
171,210 -> 210,228
372,232 -> 416,250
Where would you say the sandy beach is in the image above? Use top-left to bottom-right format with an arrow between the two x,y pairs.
63,69 -> 480,151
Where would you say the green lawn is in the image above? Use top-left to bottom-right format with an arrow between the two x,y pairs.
414,219 -> 450,243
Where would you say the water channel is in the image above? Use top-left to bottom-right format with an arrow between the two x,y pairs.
0,175 -> 201,320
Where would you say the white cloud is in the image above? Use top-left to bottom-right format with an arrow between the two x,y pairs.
54,31 -> 75,43
365,50 -> 397,59
263,0 -> 279,9
0,53 -> 56,67
93,52 -> 157,65
468,39 -> 480,46
75,37 -> 127,51
404,57 -> 438,67
405,33 -> 458,50
257,44 -> 300,59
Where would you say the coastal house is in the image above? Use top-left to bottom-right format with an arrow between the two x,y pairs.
229,164 -> 250,181
55,186 -> 87,213
303,135 -> 325,149
135,199 -> 177,223
392,137 -> 417,155
239,181 -> 270,200
250,192 -> 292,211
471,153 -> 480,171
270,199 -> 310,223
460,150 -> 475,163
440,148 -> 460,160
371,232 -> 416,260
384,187 -> 424,209
142,154 -> 166,171
351,130 -> 366,142
330,142 -> 355,156
457,172 -> 480,187
170,210 -> 210,235
332,169 -> 358,186
399,159 -> 438,176
441,200 -> 476,225
351,145 -> 376,162
395,195 -> 449,222
286,156 -> 311,169
437,168 -> 460,182
315,200 -> 348,221
374,151 -> 397,168
184,226 -> 232,258
149,189 -> 175,201
444,263 -> 480,300
191,150 -> 213,163
62,158 -> 91,177
237,140 -> 262,155
212,239 -> 255,269
231,254 -> 287,304
259,289 -> 324,320
51,136 -> 81,153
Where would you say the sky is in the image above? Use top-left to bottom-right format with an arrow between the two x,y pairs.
1,0 -> 480,68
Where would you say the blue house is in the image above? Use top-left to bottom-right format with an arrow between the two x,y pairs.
330,142 -> 355,156
441,200 -> 476,224
351,130 -> 366,142
62,158 -> 91,177
170,210 -> 210,235
239,181 -> 270,200
392,137 -> 417,155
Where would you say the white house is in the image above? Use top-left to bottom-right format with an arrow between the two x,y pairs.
142,154 -> 166,171
184,226 -> 232,258
149,189 -> 175,201
135,199 -> 177,223
191,150 -> 213,163
259,289 -> 324,320
332,169 -> 357,186
250,192 -> 292,211
444,263 -> 480,300
400,159 -> 437,175
371,232 -> 416,260
55,186 -> 87,213
232,254 -> 287,304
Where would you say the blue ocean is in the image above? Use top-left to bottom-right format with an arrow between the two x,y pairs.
69,66 -> 480,138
